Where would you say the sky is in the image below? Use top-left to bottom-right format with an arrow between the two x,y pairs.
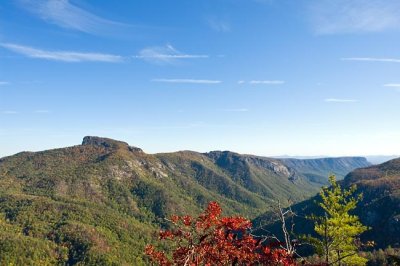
1,0 -> 400,157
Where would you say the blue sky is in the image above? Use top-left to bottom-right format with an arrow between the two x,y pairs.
1,0 -> 400,157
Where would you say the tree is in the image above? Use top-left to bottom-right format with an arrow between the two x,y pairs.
145,201 -> 296,265
306,175 -> 368,266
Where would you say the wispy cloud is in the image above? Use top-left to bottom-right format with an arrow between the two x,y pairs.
206,17 -> 231,32
34,110 -> 51,114
2,111 -> 18,114
249,80 -> 285,85
324,98 -> 358,103
237,80 -> 285,85
152,79 -> 222,84
0,81 -> 10,86
384,83 -> 400,87
384,84 -> 400,92
16,0 -> 126,35
0,43 -> 123,63
19,80 -> 42,85
310,0 -> 400,34
218,108 -> 249,112
342,57 -> 400,63
135,44 -> 208,65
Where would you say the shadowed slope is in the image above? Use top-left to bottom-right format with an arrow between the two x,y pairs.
254,157 -> 400,249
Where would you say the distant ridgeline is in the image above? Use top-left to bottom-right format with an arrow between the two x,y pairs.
254,157 -> 400,250
0,136 -> 371,265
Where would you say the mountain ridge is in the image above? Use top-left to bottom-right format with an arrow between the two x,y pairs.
0,136 -> 373,264
254,157 -> 400,249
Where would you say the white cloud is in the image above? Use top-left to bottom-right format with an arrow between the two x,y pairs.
384,84 -> 400,92
237,80 -> 285,85
16,0 -> 124,35
34,110 -> 51,114
135,44 -> 208,65
152,79 -> 222,84
384,83 -> 400,87
342,57 -> 400,63
0,43 -> 123,63
324,98 -> 358,103
249,80 -> 285,85
310,0 -> 400,34
2,111 -> 18,114
219,108 -> 249,112
206,18 -> 231,32
0,81 -> 10,86
19,80 -> 42,84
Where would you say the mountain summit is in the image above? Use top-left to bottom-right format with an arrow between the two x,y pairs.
82,136 -> 143,152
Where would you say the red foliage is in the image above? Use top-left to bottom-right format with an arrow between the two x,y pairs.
145,202 -> 297,265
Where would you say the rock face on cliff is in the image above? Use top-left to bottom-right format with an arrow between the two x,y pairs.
82,136 -> 143,152
205,151 -> 371,188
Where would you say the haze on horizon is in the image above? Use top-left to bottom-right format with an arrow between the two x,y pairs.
1,0 -> 400,158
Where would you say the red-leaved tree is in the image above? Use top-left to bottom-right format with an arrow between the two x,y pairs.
145,202 -> 297,265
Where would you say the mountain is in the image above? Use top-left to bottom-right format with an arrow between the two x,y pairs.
365,155 -> 400,165
255,157 -> 400,250
280,157 -> 371,186
343,158 -> 400,247
0,136 -> 370,265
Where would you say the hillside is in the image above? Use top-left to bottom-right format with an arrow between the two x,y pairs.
255,157 -> 400,250
343,158 -> 400,247
280,157 -> 371,185
0,136 -> 369,264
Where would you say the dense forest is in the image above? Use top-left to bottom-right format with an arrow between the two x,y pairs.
0,137 -> 398,265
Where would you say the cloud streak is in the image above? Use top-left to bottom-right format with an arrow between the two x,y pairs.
135,44 -> 208,65
2,111 -> 18,115
384,83 -> 400,87
384,84 -> 400,92
206,17 -> 231,32
0,81 -> 10,86
310,0 -> 400,34
249,80 -> 285,85
218,108 -> 249,112
16,0 -> 125,35
237,80 -> 285,85
250,80 -> 285,84
152,79 -> 222,84
34,110 -> 51,114
325,98 -> 358,103
342,57 -> 400,63
0,43 -> 123,63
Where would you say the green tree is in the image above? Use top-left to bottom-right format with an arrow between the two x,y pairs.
307,175 -> 368,266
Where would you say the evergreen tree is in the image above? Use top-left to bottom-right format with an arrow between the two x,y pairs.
307,175 -> 368,265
